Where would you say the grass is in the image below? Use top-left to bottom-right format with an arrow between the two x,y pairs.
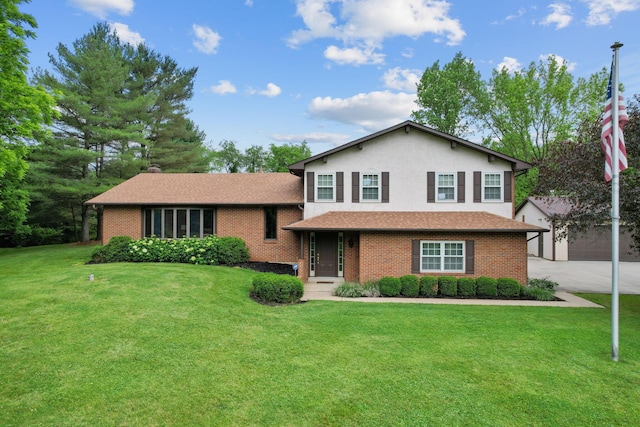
2,244 -> 640,426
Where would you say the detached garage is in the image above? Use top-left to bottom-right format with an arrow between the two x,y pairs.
517,196 -> 640,262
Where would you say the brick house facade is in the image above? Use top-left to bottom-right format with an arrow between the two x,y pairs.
87,121 -> 546,285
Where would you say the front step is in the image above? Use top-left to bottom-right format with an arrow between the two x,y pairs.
306,277 -> 345,285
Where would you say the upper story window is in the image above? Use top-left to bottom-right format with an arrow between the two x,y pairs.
316,173 -> 335,201
421,241 -> 464,272
361,173 -> 380,202
437,173 -> 456,201
483,173 -> 502,201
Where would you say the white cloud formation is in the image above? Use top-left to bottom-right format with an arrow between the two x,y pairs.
382,67 -> 421,92
540,53 -> 577,72
308,91 -> 416,131
248,83 -> 282,97
496,56 -> 522,73
210,80 -> 237,95
324,45 -> 385,65
270,132 -> 351,146
540,3 -> 573,28
288,0 -> 465,65
192,24 -> 222,54
583,0 -> 640,26
108,22 -> 144,46
69,0 -> 134,18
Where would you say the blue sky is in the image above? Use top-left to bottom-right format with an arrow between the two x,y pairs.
22,0 -> 640,155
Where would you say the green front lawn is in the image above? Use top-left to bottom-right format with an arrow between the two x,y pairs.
1,244 -> 639,426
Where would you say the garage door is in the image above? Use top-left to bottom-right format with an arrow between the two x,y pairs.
568,226 -> 640,261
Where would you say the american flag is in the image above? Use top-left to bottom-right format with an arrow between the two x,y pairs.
601,66 -> 629,182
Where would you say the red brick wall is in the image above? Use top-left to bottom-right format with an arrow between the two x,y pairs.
216,205 -> 302,263
358,231 -> 529,285
102,206 -> 142,243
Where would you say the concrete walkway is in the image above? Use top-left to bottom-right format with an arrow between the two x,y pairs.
302,282 -> 602,308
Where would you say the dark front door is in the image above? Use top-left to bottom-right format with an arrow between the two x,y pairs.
316,232 -> 338,276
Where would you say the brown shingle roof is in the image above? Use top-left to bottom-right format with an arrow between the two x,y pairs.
86,173 -> 303,205
283,211 -> 548,232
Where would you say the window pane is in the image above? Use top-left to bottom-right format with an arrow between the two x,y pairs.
203,210 -> 214,236
144,209 -> 152,237
190,210 -> 200,237
363,174 -> 378,186
422,243 -> 440,256
362,187 -> 378,200
438,188 -> 454,200
153,209 -> 162,237
485,174 -> 500,186
444,257 -> 463,270
317,187 -> 333,200
317,174 -> 333,186
484,187 -> 501,200
264,207 -> 277,240
423,257 -> 441,270
163,209 -> 174,238
438,174 -> 454,186
177,210 -> 187,238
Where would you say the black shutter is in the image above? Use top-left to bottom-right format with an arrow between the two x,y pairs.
411,240 -> 421,274
457,171 -> 465,203
336,172 -> 344,203
504,171 -> 512,203
473,171 -> 481,203
352,172 -> 360,203
427,172 -> 435,203
307,172 -> 314,202
382,172 -> 389,203
465,240 -> 475,274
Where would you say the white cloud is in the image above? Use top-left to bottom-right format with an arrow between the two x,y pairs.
496,56 -> 522,73
540,3 -> 573,29
382,67 -> 421,92
69,0 -> 134,18
270,132 -> 351,146
245,0 -> 253,6
210,80 -> 237,95
192,24 -> 222,54
539,54 -> 577,72
108,22 -> 144,46
583,0 -> 640,26
324,45 -> 385,65
288,0 -> 465,65
308,91 -> 416,131
248,83 -> 282,97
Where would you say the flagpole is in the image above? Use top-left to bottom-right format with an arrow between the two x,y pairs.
610,41 -> 623,362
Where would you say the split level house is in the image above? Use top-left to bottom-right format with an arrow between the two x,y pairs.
87,121 -> 547,285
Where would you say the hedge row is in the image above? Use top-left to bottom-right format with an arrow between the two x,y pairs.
335,275 -> 556,301
91,235 -> 250,266
251,273 -> 304,304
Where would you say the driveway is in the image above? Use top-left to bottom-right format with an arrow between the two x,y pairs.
528,257 -> 640,294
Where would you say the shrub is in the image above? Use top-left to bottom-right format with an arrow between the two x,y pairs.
419,276 -> 438,297
400,275 -> 420,298
378,276 -> 401,297
476,276 -> 497,297
252,273 -> 304,304
438,276 -> 457,297
457,277 -> 476,297
521,286 -> 556,301
218,236 -> 250,265
91,236 -> 133,263
334,282 -> 362,298
528,277 -> 558,293
361,281 -> 381,297
497,278 -> 521,298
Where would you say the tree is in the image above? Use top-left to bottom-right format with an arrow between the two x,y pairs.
243,145 -> 267,172
210,140 -> 243,173
412,52 -> 484,138
0,0 -> 56,245
535,94 -> 640,251
264,141 -> 311,172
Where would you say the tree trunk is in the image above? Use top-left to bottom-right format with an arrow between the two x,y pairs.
81,204 -> 91,242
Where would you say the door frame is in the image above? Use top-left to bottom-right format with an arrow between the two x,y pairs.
309,231 -> 344,277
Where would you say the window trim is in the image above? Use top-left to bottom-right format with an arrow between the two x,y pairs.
143,207 -> 215,239
482,172 -> 503,202
436,172 -> 456,202
315,173 -> 336,202
360,172 -> 381,202
420,240 -> 465,273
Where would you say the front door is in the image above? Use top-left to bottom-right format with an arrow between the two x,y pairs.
315,232 -> 338,276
